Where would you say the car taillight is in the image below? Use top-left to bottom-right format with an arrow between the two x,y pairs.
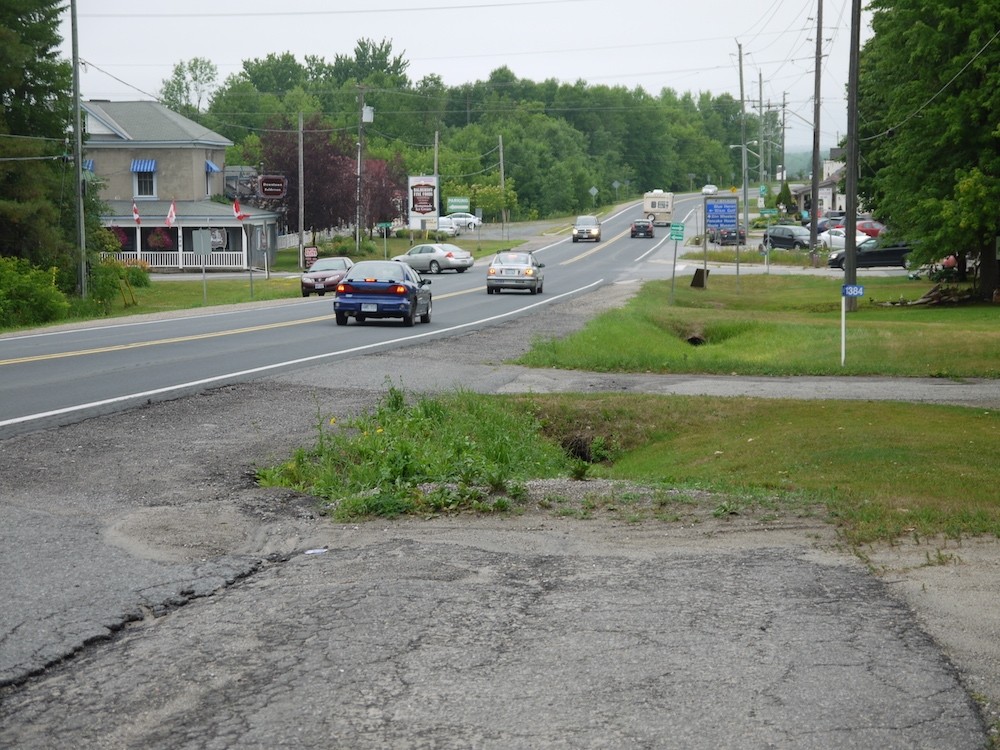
488,268 -> 497,276
391,285 -> 407,295
336,282 -> 351,293
445,252 -> 455,258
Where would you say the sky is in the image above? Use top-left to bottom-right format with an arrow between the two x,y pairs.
58,0 -> 872,151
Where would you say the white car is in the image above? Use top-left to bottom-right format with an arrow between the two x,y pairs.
435,216 -> 460,236
446,212 -> 482,229
817,227 -> 869,250
392,243 -> 474,274
702,184 -> 718,195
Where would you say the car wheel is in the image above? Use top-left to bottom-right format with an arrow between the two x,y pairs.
572,237 -> 578,242
335,312 -> 348,326
529,284 -> 538,295
356,315 -> 366,323
456,267 -> 467,273
301,290 -> 310,297
420,300 -> 432,324
793,241 -> 805,249
537,282 -> 543,294
429,260 -> 441,274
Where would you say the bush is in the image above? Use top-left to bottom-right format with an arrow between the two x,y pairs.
0,256 -> 70,328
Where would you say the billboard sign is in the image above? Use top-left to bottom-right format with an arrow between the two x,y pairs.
408,175 -> 439,228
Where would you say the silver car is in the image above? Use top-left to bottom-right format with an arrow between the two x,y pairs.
392,243 -> 474,274
486,251 -> 545,294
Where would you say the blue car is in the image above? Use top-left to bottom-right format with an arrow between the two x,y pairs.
333,260 -> 432,327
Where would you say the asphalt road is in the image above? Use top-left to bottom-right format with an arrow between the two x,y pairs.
0,216 -> 996,748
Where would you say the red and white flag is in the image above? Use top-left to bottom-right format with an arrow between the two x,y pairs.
165,200 -> 177,228
233,199 -> 247,221
132,201 -> 141,225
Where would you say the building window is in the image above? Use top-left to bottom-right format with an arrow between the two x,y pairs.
136,171 -> 155,197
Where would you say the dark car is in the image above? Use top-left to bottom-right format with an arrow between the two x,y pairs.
827,237 -> 911,269
630,219 -> 654,238
571,215 -> 601,242
300,256 -> 353,297
761,224 -> 814,250
333,260 -> 432,326
708,224 -> 747,245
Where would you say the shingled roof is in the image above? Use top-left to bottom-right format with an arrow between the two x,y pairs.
83,100 -> 231,148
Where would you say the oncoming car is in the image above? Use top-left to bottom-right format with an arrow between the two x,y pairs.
572,215 -> 601,242
486,251 -> 545,294
333,260 -> 432,327
702,184 -> 719,195
300,256 -> 353,297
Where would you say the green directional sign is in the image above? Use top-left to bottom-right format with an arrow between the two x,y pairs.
760,208 -> 778,215
670,222 -> 685,241
446,197 -> 470,212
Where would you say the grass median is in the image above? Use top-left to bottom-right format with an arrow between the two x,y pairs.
261,275 -> 999,544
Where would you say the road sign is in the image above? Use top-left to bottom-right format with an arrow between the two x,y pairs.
376,222 -> 392,229
842,284 -> 865,297
705,196 -> 739,230
760,208 -> 778,215
759,184 -> 768,197
670,222 -> 684,241
258,175 -> 287,198
446,197 -> 470,212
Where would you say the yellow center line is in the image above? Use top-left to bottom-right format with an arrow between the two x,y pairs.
560,229 -> 628,265
0,287 -> 476,367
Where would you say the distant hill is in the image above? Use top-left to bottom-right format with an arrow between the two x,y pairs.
782,151 -> 815,180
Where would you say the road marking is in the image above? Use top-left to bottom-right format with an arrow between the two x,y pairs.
0,280 -> 604,429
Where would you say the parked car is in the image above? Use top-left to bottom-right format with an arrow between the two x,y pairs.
708,224 -> 747,245
486,251 -> 545,295
855,219 -> 886,238
817,227 -> 869,250
702,184 -> 718,195
446,212 -> 482,229
333,260 -> 432,326
572,215 -> 601,242
300,256 -> 353,297
827,237 -> 911,269
392,243 -> 474,274
630,219 -> 654,238
761,224 -> 814,250
435,216 -> 460,237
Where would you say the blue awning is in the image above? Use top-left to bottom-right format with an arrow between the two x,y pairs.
82,159 -> 94,171
130,159 -> 157,173
205,160 -> 222,173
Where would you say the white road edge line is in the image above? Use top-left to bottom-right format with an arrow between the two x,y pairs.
1,279 -> 604,428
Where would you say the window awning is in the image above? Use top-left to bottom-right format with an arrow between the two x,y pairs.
82,159 -> 94,171
205,160 -> 222,173
131,159 -> 157,173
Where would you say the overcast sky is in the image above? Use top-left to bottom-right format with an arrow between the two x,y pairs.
59,0 -> 871,151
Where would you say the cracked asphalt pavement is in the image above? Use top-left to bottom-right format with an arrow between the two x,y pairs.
1,283 -> 996,749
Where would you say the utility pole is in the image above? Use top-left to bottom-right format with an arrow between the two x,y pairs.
71,0 -> 86,297
844,0 -> 862,310
298,111 -> 304,269
758,70 -> 765,185
356,86 -> 365,254
808,0 -> 824,261
737,42 -> 749,249
499,134 -> 506,231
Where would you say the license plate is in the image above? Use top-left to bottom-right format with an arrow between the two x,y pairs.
361,303 -> 378,312
502,269 -> 518,275
315,283 -> 324,290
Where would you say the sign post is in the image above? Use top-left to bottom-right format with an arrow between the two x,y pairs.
705,195 -> 739,285
377,222 -> 393,258
669,222 -> 685,304
841,283 -> 864,366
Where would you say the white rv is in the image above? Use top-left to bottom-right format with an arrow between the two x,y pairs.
643,190 -> 674,226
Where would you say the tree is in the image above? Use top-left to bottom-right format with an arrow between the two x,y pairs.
0,0 -> 75,278
858,0 -> 1000,298
160,57 -> 218,115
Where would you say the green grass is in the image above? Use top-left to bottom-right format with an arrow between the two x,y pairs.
516,275 -> 1000,377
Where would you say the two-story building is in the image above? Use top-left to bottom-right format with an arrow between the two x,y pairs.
83,100 -> 279,270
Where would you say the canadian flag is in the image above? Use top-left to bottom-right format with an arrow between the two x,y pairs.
233,199 -> 247,221
132,201 -> 141,225
165,200 -> 177,228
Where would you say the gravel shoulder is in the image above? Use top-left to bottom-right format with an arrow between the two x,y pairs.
1,279 -> 998,744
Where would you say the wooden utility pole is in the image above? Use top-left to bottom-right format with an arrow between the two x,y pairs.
844,0 -> 862,310
808,0 -> 824,260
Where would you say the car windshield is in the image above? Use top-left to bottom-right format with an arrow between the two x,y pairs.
496,253 -> 530,265
347,262 -> 406,282
310,258 -> 348,271
576,216 -> 598,226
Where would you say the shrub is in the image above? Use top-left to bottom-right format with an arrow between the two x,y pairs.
0,257 -> 70,328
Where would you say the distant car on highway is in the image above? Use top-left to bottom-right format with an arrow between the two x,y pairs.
392,243 -> 474,274
486,251 -> 545,295
702,184 -> 719,195
300,256 -> 353,297
630,219 -> 654,238
572,215 -> 602,242
333,260 -> 431,326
